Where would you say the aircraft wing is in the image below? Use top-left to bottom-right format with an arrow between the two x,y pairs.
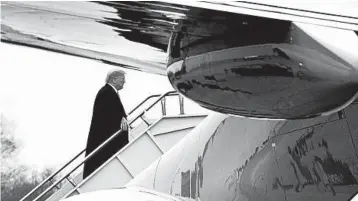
1,1 -> 357,75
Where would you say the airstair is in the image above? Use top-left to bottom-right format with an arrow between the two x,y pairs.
20,91 -> 207,201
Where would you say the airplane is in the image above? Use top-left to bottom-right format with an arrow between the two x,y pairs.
2,1 -> 358,201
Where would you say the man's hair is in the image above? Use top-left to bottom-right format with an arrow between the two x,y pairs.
105,69 -> 126,83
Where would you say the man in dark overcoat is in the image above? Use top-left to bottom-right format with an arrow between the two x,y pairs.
83,69 -> 128,179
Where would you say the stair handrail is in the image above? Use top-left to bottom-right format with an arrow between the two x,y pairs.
18,94 -> 163,201
127,92 -> 183,116
19,91 -> 178,201
27,91 -> 178,201
127,94 -> 161,116
129,91 -> 178,123
19,149 -> 86,201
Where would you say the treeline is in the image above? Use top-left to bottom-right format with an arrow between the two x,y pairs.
1,114 -> 60,201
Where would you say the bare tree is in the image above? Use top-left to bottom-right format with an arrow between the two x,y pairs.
1,114 -> 19,167
1,114 -> 60,201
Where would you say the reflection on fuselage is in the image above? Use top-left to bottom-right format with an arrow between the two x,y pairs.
128,102 -> 358,201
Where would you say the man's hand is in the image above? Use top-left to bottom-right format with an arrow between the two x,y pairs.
121,117 -> 128,131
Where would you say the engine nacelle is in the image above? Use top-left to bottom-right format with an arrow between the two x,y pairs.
166,15 -> 358,119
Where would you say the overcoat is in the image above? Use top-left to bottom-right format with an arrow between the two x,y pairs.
83,84 -> 128,179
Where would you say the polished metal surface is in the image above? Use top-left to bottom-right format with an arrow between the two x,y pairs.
128,103 -> 358,201
1,1 -> 179,74
2,1 -> 358,75
174,1 -> 358,30
167,11 -> 358,119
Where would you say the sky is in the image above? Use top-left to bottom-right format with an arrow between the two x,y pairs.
0,42 -> 207,170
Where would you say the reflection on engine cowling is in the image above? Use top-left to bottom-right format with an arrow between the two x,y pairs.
167,15 -> 358,119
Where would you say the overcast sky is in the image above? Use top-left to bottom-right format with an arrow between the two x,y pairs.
0,42 -> 207,170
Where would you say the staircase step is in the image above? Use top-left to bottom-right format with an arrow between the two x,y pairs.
149,115 -> 206,135
45,114 -> 206,201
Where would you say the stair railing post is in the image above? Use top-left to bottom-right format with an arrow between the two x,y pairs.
161,96 -> 166,116
26,91 -> 178,201
179,95 -> 184,115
